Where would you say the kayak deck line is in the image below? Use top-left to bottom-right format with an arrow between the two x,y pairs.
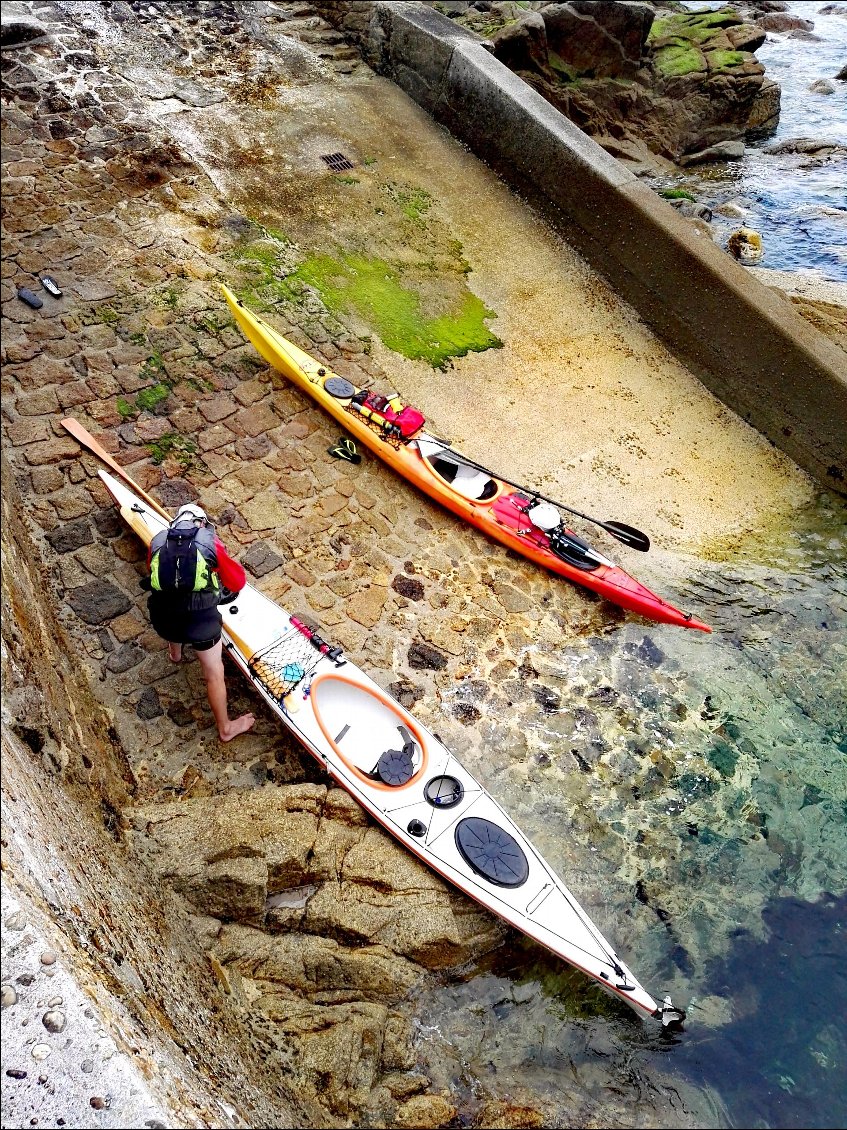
221,287 -> 711,633
85,456 -> 685,1029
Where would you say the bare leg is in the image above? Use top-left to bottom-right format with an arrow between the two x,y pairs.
168,641 -> 183,663
195,641 -> 255,742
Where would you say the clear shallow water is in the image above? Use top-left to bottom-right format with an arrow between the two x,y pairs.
417,488 -> 847,1128
660,2 -> 847,281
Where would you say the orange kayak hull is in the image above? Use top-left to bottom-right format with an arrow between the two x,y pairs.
222,287 -> 711,632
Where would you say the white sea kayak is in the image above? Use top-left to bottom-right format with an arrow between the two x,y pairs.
98,465 -> 684,1026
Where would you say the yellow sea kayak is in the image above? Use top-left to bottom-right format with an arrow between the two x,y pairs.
222,286 -> 710,632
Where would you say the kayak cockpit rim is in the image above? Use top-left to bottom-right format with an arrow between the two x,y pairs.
309,671 -> 430,790
414,436 -> 503,504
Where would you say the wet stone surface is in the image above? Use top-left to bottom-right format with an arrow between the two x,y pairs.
2,2 -> 844,1129
0,880 -> 173,1130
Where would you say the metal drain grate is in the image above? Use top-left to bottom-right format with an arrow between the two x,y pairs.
321,151 -> 355,172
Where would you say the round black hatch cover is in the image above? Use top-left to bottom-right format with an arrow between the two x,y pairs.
424,775 -> 464,808
376,747 -> 414,786
324,376 -> 356,399
454,817 -> 529,888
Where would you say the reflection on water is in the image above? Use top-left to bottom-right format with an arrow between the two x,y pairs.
420,488 -> 846,1127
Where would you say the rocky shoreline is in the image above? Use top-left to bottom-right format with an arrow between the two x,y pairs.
420,1 -> 846,172
1,2 -> 839,1128
410,1 -> 847,274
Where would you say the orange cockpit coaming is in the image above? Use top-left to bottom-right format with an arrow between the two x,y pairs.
309,673 -> 430,792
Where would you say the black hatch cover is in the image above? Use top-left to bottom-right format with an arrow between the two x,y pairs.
455,817 -> 529,888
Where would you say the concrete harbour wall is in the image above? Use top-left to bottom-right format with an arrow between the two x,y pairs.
314,0 -> 847,495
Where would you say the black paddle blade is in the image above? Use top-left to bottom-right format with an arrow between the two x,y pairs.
602,521 -> 651,552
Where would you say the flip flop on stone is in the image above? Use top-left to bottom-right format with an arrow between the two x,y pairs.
39,275 -> 63,298
17,287 -> 43,309
327,437 -> 361,464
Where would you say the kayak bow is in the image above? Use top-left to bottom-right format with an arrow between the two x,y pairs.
222,287 -> 711,632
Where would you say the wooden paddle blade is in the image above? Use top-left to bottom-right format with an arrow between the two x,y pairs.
282,692 -> 300,715
602,521 -> 651,552
61,416 -> 170,519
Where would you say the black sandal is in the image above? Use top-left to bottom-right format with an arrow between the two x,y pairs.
328,437 -> 361,464
17,287 -> 43,309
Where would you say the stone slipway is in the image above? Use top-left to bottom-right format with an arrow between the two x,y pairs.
0,2 -> 837,1127
315,0 -> 847,496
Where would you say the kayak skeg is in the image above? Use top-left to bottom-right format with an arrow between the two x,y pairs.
221,286 -> 710,633
97,465 -> 686,1027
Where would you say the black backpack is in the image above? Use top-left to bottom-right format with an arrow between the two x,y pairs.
149,523 -> 219,604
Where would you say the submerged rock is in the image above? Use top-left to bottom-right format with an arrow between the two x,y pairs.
726,227 -> 764,264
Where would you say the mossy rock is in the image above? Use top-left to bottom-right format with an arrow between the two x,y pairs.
705,49 -> 747,72
649,10 -> 741,45
653,42 -> 706,78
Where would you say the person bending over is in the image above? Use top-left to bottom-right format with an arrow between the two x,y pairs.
146,503 -> 254,742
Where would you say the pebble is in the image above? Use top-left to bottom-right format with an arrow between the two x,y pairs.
5,912 -> 26,931
42,1009 -> 66,1033
31,1043 -> 52,1061
39,950 -> 57,966
1,984 -> 17,1007
81,1059 -> 94,1073
90,1095 -> 109,1109
48,996 -> 63,1007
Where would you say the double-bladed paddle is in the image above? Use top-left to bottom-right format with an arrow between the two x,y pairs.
418,436 -> 651,552
61,417 -> 171,521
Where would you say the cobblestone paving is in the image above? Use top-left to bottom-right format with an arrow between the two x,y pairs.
2,0 -> 623,808
4,5 -> 795,1126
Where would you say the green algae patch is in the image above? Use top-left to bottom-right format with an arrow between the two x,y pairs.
660,187 -> 696,202
706,49 -> 747,71
547,49 -> 578,82
382,182 -> 433,225
650,10 -> 741,44
653,42 -> 706,78
649,9 -> 749,76
287,252 -> 501,369
708,739 -> 740,779
117,396 -> 137,419
139,351 -> 166,382
148,432 -> 197,469
135,382 -> 171,412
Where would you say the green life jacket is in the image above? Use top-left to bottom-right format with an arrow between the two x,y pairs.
149,522 -> 220,610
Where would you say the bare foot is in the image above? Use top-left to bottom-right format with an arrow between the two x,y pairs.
219,713 -> 255,742
168,643 -> 183,664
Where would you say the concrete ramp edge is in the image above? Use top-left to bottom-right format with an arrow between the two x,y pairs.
313,0 -> 847,494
